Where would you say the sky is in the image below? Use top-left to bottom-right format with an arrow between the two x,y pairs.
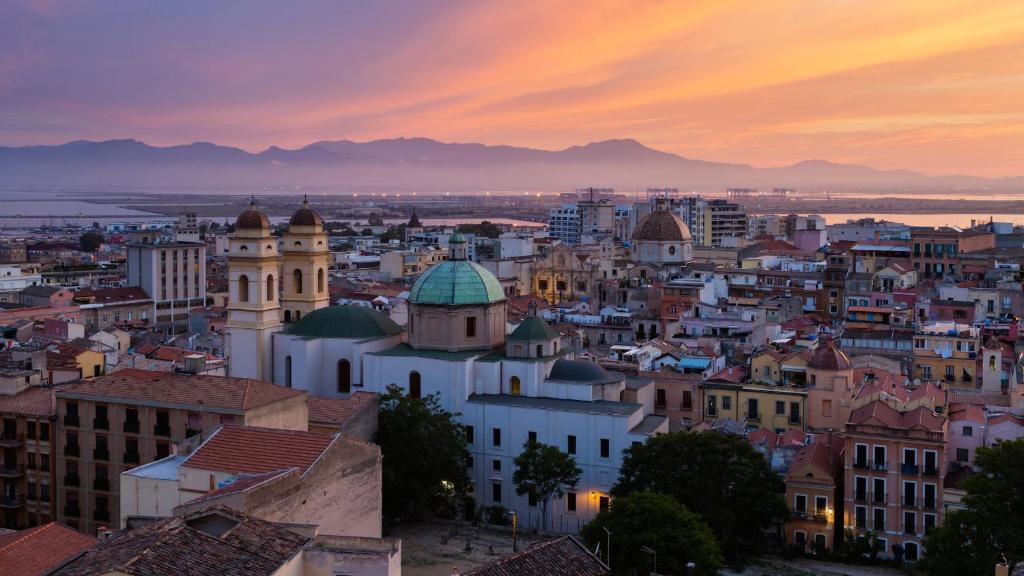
2,0 -> 1024,177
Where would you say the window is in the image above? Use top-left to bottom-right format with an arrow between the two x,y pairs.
284,310 -> 292,323
873,508 -> 886,531
855,506 -> 866,529
822,399 -> 832,418
707,395 -> 717,416
266,274 -> 274,301
334,359 -> 352,394
794,494 -> 807,513
963,425 -> 973,437
600,438 -> 610,458
156,441 -> 170,460
656,389 -> 667,407
466,316 -> 477,338
682,390 -> 693,410
567,492 -> 577,512
722,396 -> 731,410
409,372 -> 421,399
746,398 -> 759,420
492,482 -> 501,503
956,448 -> 968,462
492,428 -> 501,447
40,422 -> 49,441
292,269 -> 303,293
317,268 -> 325,293
465,425 -> 474,443
510,376 -> 521,396
775,401 -> 785,416
567,435 -> 576,455
599,496 -> 610,512
873,478 -> 886,503
854,444 -> 868,468
815,496 -> 828,515
904,511 -> 916,535
284,356 -> 292,388
26,421 -> 35,440
238,275 -> 250,302
536,344 -> 543,357
492,459 -> 501,472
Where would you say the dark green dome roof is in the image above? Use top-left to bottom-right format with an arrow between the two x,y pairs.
508,316 -> 558,342
284,305 -> 402,339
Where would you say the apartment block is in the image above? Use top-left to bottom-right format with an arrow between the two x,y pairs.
54,369 -> 306,534
125,231 -> 207,332
912,322 -> 980,388
0,373 -> 55,530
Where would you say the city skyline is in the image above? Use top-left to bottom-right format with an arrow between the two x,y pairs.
2,1 -> 1024,178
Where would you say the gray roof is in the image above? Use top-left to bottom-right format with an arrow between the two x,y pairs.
547,359 -> 622,385
369,343 -> 483,361
629,414 -> 667,435
467,393 -> 641,416
20,285 -> 61,297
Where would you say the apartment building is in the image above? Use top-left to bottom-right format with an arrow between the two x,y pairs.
912,322 -> 979,388
577,198 -> 615,244
125,231 -> 207,332
547,205 -> 579,245
910,227 -> 994,280
703,199 -> 748,247
0,371 -> 55,530
72,287 -> 153,330
844,400 -> 946,563
54,369 -> 306,534
703,366 -> 807,432
786,436 -> 844,553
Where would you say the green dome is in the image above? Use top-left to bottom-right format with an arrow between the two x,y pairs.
410,260 -> 506,305
509,316 -> 558,342
284,305 -> 402,339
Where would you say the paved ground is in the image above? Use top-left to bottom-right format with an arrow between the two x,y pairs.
387,519 -> 549,576
727,557 -> 905,576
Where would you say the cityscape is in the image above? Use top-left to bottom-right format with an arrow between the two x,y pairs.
1,2 -> 1023,576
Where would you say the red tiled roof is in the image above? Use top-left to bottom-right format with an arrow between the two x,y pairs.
786,438 -> 835,481
307,392 -> 377,426
808,338 -> 851,370
0,387 -> 55,418
708,366 -> 748,383
949,403 -> 986,423
57,369 -> 303,412
183,425 -> 335,475
947,392 -> 1011,407
779,429 -> 807,447
147,346 -> 218,363
748,428 -> 777,448
466,535 -> 609,576
73,287 -> 151,303
849,400 -> 945,432
987,412 -> 1024,427
180,469 -> 293,508
0,522 -> 98,576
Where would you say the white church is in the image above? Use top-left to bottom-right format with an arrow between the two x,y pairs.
226,199 -> 668,531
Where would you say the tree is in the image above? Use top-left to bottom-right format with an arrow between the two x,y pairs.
920,439 -> 1024,575
79,232 -> 104,253
361,228 -> 374,236
581,492 -> 723,576
368,213 -> 384,226
456,221 -> 502,239
375,384 -> 470,518
512,440 -> 581,531
612,431 -> 788,567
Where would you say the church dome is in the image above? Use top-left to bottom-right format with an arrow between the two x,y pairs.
235,201 -> 271,230
809,338 -> 851,370
284,305 -> 401,339
632,210 -> 691,242
410,260 -> 505,305
289,197 -> 323,227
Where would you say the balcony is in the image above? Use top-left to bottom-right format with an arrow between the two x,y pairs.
853,491 -> 869,503
64,504 -> 80,518
901,463 -> 919,475
0,494 -> 24,508
64,474 -> 80,487
873,493 -> 887,505
93,477 -> 110,491
902,497 -> 921,509
153,424 -> 171,437
0,432 -> 24,448
92,418 -> 109,431
923,498 -> 937,510
873,520 -> 886,532
185,428 -> 201,438
93,447 -> 110,461
94,509 -> 110,523
923,466 -> 939,476
124,451 -> 140,465
852,459 -> 870,470
788,416 -> 802,425
64,415 -> 79,428
744,412 -> 761,422
903,523 -> 917,536
873,460 -> 888,472
811,511 -> 829,523
123,420 -> 140,434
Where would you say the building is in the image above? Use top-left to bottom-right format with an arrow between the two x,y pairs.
280,197 -> 331,323
0,375 -> 55,530
19,285 -> 74,308
704,199 -> 748,247
806,339 -> 856,432
548,204 -> 579,245
54,369 -> 307,534
910,227 -> 994,280
844,399 -> 946,563
786,436 -> 843,553
125,231 -> 206,332
576,198 -> 615,244
912,322 -> 979,388
465,535 -> 609,576
629,208 -> 693,280
703,367 -> 806,432
72,287 -> 152,330
0,522 -> 97,576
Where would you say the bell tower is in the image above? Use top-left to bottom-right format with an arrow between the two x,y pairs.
226,198 -> 282,380
280,196 -> 330,322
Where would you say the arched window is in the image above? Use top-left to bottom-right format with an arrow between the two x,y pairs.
317,268 -> 325,293
239,245 -> 248,252
510,376 -> 521,395
285,355 -> 292,388
668,245 -> 676,255
409,371 -> 421,399
338,359 -> 351,394
293,269 -> 303,293
266,274 -> 274,301
990,355 -> 997,370
284,310 -> 292,323
238,275 -> 250,303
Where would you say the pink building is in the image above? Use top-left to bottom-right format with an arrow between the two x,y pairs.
806,339 -> 855,432
945,404 -> 985,471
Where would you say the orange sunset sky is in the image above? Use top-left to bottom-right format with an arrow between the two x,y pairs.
2,0 -> 1024,176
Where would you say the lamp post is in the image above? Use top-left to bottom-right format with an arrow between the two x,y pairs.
641,546 -> 656,575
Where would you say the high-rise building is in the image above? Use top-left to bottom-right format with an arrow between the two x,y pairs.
547,204 -> 579,245
125,231 -> 206,333
704,199 -> 748,246
576,198 -> 614,244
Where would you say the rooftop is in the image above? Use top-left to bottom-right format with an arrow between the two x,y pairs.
0,387 -> 54,418
0,522 -> 98,576
307,392 -> 378,427
183,425 -> 336,475
466,535 -> 609,576
283,305 -> 402,340
467,393 -> 641,417
410,259 -> 505,306
124,455 -> 188,481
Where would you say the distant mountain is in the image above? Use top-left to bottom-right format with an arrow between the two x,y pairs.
0,136 -> 1020,191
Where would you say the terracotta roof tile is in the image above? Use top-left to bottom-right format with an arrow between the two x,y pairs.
73,287 -> 151,303
57,369 -> 303,412
466,535 -> 609,576
307,392 -> 377,426
0,522 -> 97,576
0,387 -> 55,418
949,403 -> 986,423
183,425 -> 335,475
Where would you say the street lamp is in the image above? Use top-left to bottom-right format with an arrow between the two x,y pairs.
686,561 -> 696,576
641,546 -> 656,575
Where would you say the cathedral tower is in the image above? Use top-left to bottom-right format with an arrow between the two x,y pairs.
226,199 -> 282,380
280,197 -> 330,322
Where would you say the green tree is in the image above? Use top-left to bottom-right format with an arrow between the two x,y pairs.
375,384 -> 470,518
456,220 -> 502,238
920,439 -> 1024,575
79,231 -> 104,253
368,213 -> 385,226
581,492 -> 723,576
512,440 -> 581,531
612,431 -> 788,567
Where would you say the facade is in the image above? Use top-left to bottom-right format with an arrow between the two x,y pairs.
72,287 -> 152,330
54,369 -> 307,535
0,378 -> 55,530
548,205 -> 580,245
912,322 -> 979,388
629,208 -> 693,279
125,232 -> 207,332
704,199 -> 748,247
910,227 -> 994,280
786,437 -> 843,553
576,199 -> 615,244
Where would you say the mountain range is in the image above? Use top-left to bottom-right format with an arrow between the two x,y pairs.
0,137 -> 1019,192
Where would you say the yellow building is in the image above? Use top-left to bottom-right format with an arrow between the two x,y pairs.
912,321 -> 979,388
703,368 -> 807,431
49,342 -> 106,379
750,348 -> 813,386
